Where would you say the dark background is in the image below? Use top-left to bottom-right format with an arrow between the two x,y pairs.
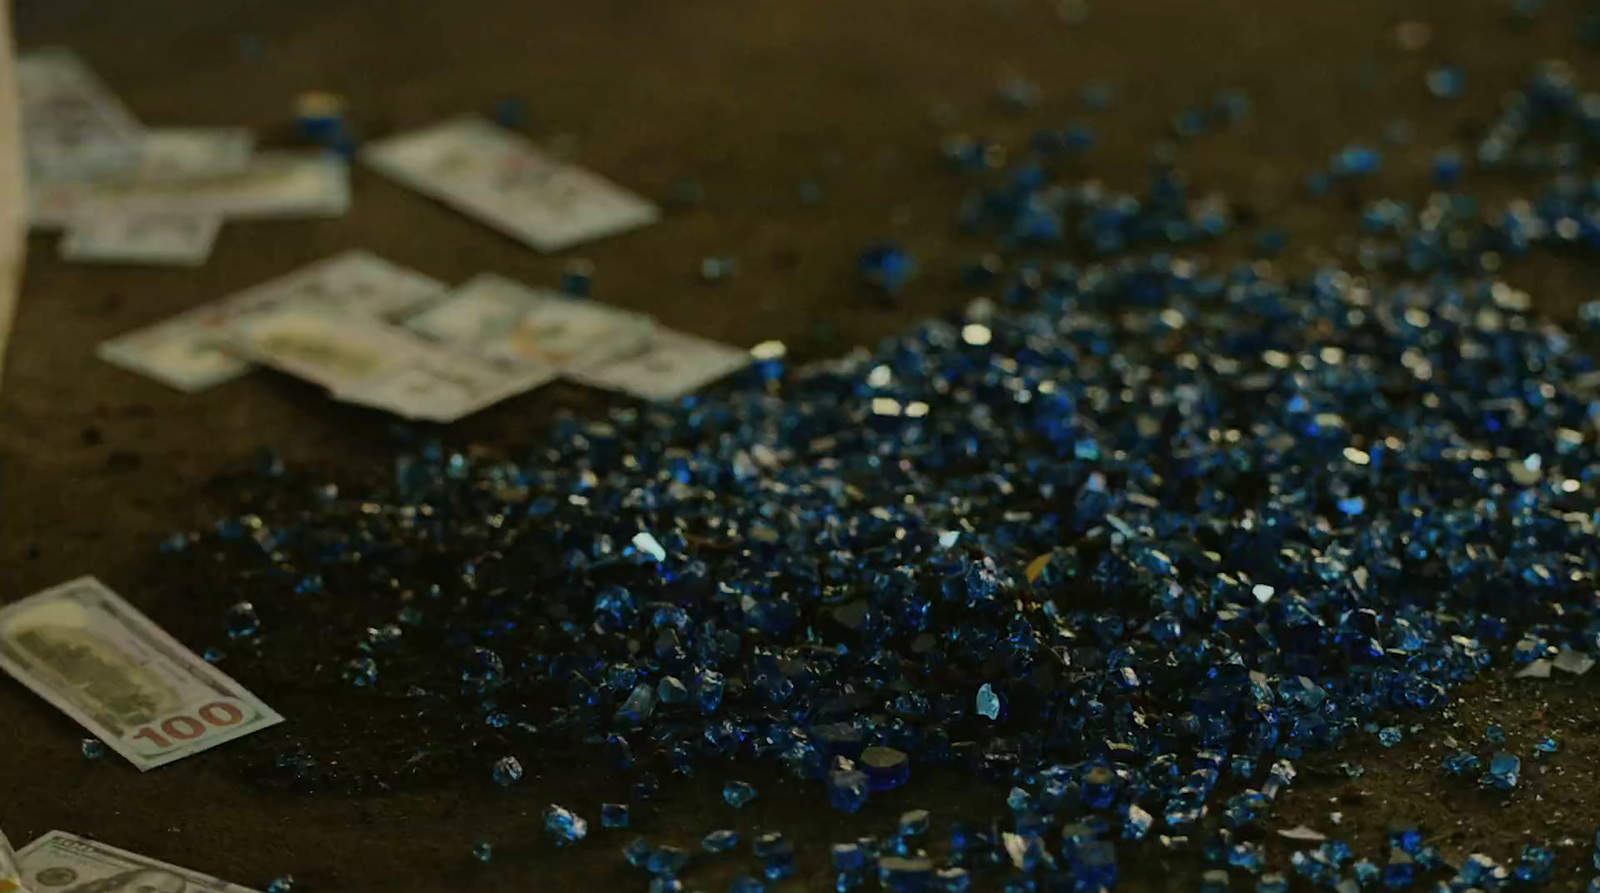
4,1 -> 1600,890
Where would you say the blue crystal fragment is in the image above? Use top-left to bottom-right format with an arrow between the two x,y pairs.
1387,821 -> 1421,854
266,877 -> 292,893
860,746 -> 911,792
1383,849 -> 1415,889
225,602 -> 260,639
899,809 -> 930,837
858,243 -> 917,293
600,802 -> 630,829
878,856 -> 933,893
1123,805 -> 1153,841
933,867 -> 970,893
1487,724 -> 1506,744
491,756 -> 523,787
833,842 -> 867,872
1354,860 -> 1378,884
701,829 -> 738,853
623,837 -> 654,868
975,683 -> 1001,720
827,768 -> 870,813
647,845 -> 691,877
1441,751 -> 1480,776
81,739 -> 106,760
543,804 -> 588,845
1256,873 -> 1288,893
1199,869 -> 1229,892
1487,752 -> 1521,790
1516,845 -> 1555,883
723,780 -> 758,808
471,838 -> 492,863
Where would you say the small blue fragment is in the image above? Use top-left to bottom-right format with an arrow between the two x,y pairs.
600,802 -> 630,829
975,683 -> 1001,720
491,755 -> 523,787
723,780 -> 758,808
471,838 -> 492,863
81,739 -> 106,760
703,829 -> 739,853
544,804 -> 588,845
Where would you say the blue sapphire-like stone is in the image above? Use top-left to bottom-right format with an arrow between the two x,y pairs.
860,746 -> 911,792
723,780 -> 758,808
600,802 -> 630,829
703,829 -> 739,853
828,768 -> 870,813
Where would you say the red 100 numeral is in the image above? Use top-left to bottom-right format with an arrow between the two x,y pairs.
130,701 -> 245,750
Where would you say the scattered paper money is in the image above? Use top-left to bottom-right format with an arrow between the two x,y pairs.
97,251 -> 447,391
16,831 -> 262,893
60,212 -> 221,267
17,48 -> 143,183
0,577 -> 283,770
405,272 -> 654,370
0,828 -> 25,893
571,328 -> 751,401
364,116 -> 659,251
227,305 -> 555,421
138,128 -> 255,179
30,151 -> 350,229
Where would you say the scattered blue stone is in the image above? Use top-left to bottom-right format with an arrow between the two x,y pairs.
1442,751 -> 1481,776
491,756 -> 522,787
1123,804 -> 1153,841
1387,821 -> 1421,854
1487,752 -> 1521,790
975,683 -> 1001,720
1535,736 -> 1560,755
827,768 -> 869,813
1487,724 -> 1506,745
1354,859 -> 1378,885
753,832 -> 795,880
81,739 -> 105,760
860,746 -> 911,792
1431,148 -> 1464,186
727,877 -> 765,893
723,780 -> 757,808
857,242 -> 917,293
1427,66 -> 1466,99
878,856 -> 934,893
1383,849 -> 1415,889
647,845 -> 691,877
898,810 -> 930,838
1516,844 -> 1555,883
266,877 -> 293,893
225,602 -> 260,639
623,837 -> 654,868
833,843 -> 867,873
544,804 -> 588,846
1377,726 -> 1403,748
560,259 -> 595,297
703,829 -> 739,853
700,256 -> 739,282
471,838 -> 492,863
1257,873 -> 1289,893
600,802 -> 630,829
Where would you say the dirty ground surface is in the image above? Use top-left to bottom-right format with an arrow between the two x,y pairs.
5,0 -> 1600,890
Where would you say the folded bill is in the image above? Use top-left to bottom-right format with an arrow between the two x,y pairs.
570,328 -> 751,401
226,304 -> 556,421
0,828 -> 25,893
30,151 -> 349,230
17,48 -> 143,184
404,272 -> 654,371
0,577 -> 283,771
96,251 -> 448,392
364,116 -> 658,251
138,128 -> 255,180
15,831 -> 262,893
60,212 -> 221,267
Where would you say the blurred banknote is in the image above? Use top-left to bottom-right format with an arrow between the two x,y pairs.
17,48 -> 143,183
138,128 -> 255,179
0,828 -> 24,893
60,212 -> 221,267
364,116 -> 658,251
571,328 -> 751,401
16,831 -> 261,893
0,577 -> 283,771
30,152 -> 349,229
405,272 -> 654,371
97,251 -> 447,392
226,305 -> 555,421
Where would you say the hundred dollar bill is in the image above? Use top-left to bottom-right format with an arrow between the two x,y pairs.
16,831 -> 262,893
0,577 -> 283,771
0,828 -> 25,893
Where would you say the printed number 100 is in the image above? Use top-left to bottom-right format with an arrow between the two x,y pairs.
130,701 -> 245,750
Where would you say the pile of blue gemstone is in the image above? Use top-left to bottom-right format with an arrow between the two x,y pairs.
169,23 -> 1600,893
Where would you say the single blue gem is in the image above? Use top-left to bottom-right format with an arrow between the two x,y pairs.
933,867 -> 970,893
1199,869 -> 1230,892
703,829 -> 739,853
1383,849 -> 1415,889
1377,727 -> 1402,748
1256,873 -> 1289,893
1535,736 -> 1560,754
616,683 -> 658,727
1441,751 -> 1480,776
225,602 -> 260,639
1427,66 -> 1465,99
724,780 -> 758,808
828,768 -> 870,813
1487,752 -> 1521,790
471,838 -> 493,863
1460,853 -> 1497,885
543,804 -> 588,845
858,242 -> 917,293
203,647 -> 225,664
1123,805 -> 1153,840
266,878 -> 293,893
753,832 -> 791,859
898,810 -> 930,837
1387,820 -> 1421,854
600,802 -> 630,829
1486,724 -> 1506,744
491,755 -> 523,787
81,739 -> 106,760
658,675 -> 690,705
1431,149 -> 1464,186
833,842 -> 867,872
1081,765 -> 1117,809
878,856 -> 934,893
649,879 -> 683,893
860,746 -> 911,792
727,878 -> 765,893
647,845 -> 691,877
342,657 -> 377,688
1353,860 -> 1378,884
975,683 -> 1001,720
623,837 -> 654,868
1516,845 -> 1555,883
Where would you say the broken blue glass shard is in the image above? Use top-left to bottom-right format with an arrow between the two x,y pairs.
225,602 -> 259,639
860,746 -> 911,792
702,829 -> 738,854
343,657 -> 378,688
898,809 -> 930,838
471,838 -> 492,863
1384,849 -> 1416,889
1354,860 -> 1378,885
616,683 -> 658,727
1486,724 -> 1506,745
544,804 -> 588,845
754,832 -> 795,880
878,857 -> 934,893
975,683 -> 1001,720
1487,752 -> 1521,790
723,780 -> 758,808
647,846 -> 691,877
833,843 -> 867,872
1256,873 -> 1289,893
1387,820 -> 1421,854
266,877 -> 293,893
1377,726 -> 1402,747
827,768 -> 870,813
1535,736 -> 1559,755
1442,751 -> 1481,776
858,242 -> 917,293
1516,845 -> 1555,883
491,756 -> 522,787
600,802 -> 630,829
1199,869 -> 1230,893
81,739 -> 105,760
1124,804 -> 1153,840
932,867 -> 970,893
623,837 -> 654,868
